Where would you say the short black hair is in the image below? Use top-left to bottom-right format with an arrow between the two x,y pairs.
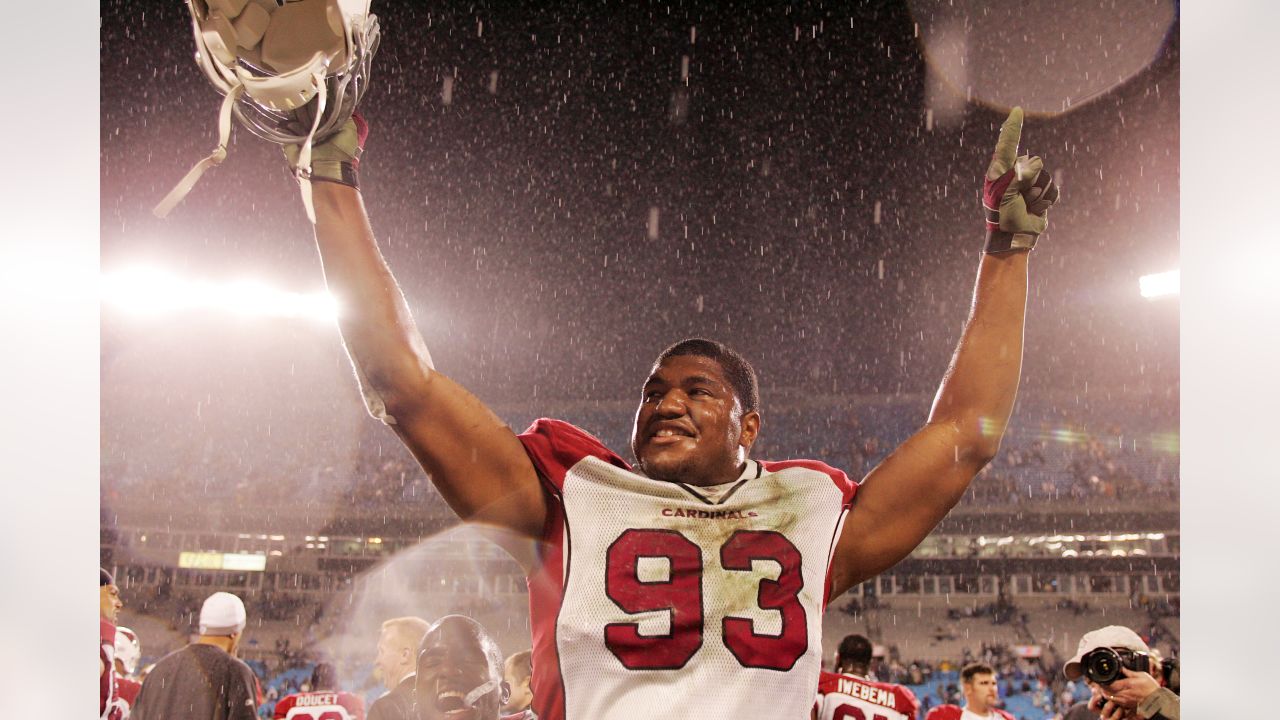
655,338 -> 760,413
837,634 -> 874,667
961,663 -> 996,684
310,662 -> 337,691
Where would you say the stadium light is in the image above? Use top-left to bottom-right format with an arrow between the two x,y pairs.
101,265 -> 338,322
1139,269 -> 1179,299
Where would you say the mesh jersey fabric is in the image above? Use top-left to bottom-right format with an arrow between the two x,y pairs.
518,418 -> 857,720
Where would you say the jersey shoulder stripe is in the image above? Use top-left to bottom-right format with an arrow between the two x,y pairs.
519,418 -> 630,493
759,459 -> 858,501
925,705 -> 963,720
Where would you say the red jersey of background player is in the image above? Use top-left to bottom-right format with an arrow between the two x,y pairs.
816,670 -> 919,720
273,690 -> 366,720
115,674 -> 142,710
101,618 -> 125,720
924,704 -> 1015,720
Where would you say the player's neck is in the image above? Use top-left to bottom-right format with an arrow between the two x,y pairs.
680,459 -> 751,488
195,635 -> 236,654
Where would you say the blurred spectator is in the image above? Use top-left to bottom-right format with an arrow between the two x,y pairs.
368,617 -> 431,720
501,650 -> 534,716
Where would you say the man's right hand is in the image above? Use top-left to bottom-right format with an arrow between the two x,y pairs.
284,112 -> 369,188
982,107 -> 1060,253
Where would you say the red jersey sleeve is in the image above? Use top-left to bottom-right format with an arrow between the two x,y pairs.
517,418 -> 631,493
116,676 -> 141,706
273,695 -> 296,720
925,705 -> 963,720
896,685 -> 920,718
338,691 -> 366,720
816,670 -> 841,696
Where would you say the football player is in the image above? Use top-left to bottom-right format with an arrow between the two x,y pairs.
925,663 -> 1015,720
413,616 -> 510,720
277,99 -> 1055,720
113,626 -> 144,714
274,663 -> 366,720
814,634 -> 918,720
100,569 -> 125,720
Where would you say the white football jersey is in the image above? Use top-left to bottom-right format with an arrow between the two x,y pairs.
519,419 -> 857,720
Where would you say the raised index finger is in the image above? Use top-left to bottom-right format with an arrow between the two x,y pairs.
989,107 -> 1024,178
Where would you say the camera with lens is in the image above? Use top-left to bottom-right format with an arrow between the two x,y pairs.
1080,647 -> 1151,684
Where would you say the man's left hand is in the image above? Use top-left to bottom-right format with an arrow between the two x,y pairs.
1088,667 -> 1161,719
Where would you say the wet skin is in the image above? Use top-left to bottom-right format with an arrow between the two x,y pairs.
414,617 -> 507,720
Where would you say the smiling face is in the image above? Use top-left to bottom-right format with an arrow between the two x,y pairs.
630,354 -> 760,487
414,617 -> 508,720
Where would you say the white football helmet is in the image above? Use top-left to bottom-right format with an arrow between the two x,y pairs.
156,0 -> 381,221
114,626 -> 141,676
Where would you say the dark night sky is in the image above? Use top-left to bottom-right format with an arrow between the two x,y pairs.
100,1 -> 1179,478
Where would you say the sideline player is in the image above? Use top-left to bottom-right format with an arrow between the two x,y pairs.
815,634 -> 918,720
113,626 -> 144,715
413,616 -> 510,720
925,663 -> 1014,720
274,663 -> 366,720
280,99 -> 1054,719
101,569 -> 126,720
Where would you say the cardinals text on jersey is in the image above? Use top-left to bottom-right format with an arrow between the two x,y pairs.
518,419 -> 857,720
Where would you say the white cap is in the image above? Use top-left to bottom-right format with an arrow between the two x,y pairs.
1063,625 -> 1150,680
199,592 -> 247,636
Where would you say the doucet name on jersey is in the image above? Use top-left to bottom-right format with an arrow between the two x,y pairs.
660,508 -> 759,520
296,693 -> 342,707
838,678 -> 898,709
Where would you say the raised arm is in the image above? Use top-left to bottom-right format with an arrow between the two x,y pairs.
829,108 -> 1059,596
293,116 -> 547,550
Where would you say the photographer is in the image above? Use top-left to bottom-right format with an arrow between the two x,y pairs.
1062,626 -> 1178,720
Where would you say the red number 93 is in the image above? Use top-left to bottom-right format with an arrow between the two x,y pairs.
603,528 -> 807,672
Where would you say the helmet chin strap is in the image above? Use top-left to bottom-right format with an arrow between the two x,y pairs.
294,67 -> 329,224
153,83 -> 244,218
462,680 -> 500,708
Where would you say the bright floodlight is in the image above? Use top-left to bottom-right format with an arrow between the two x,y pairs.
1139,270 -> 1179,299
101,265 -> 338,322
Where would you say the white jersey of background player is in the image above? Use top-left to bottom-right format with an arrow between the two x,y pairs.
282,100 -> 1054,720
814,634 -> 919,720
